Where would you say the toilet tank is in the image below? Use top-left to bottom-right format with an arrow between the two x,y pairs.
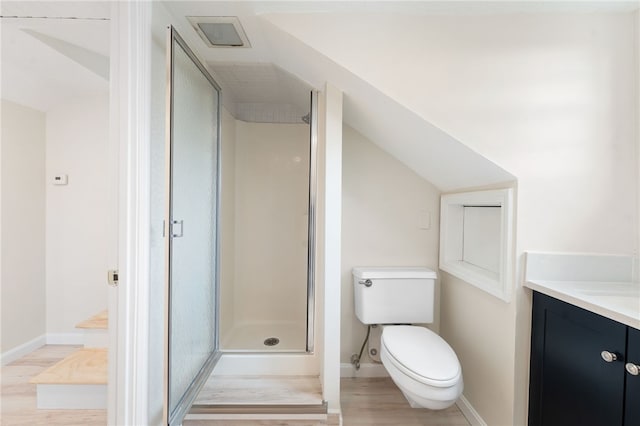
353,267 -> 437,325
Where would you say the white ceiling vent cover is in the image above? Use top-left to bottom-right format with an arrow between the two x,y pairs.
187,16 -> 251,48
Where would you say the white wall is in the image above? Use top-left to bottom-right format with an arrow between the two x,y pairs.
45,95 -> 109,336
1,100 -> 46,354
261,11 -> 638,426
264,12 -> 637,257
424,15 -> 637,426
231,120 -> 310,326
341,124 -> 441,364
425,15 -> 637,426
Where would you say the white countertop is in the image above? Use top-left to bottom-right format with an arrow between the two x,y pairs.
525,279 -> 640,330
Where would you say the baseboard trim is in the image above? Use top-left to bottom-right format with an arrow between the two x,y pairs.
1,334 -> 46,366
46,332 -> 84,345
340,362 -> 388,378
456,394 -> 487,426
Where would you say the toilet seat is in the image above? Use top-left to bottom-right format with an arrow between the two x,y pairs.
381,326 -> 461,388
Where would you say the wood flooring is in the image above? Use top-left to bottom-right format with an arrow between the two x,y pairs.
2,346 -> 470,425
341,378 -> 469,426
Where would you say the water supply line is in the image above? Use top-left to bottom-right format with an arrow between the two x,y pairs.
350,325 -> 371,371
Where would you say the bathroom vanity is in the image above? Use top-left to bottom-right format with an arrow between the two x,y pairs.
528,291 -> 640,426
524,252 -> 640,426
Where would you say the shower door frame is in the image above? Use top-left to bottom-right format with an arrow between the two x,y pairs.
306,91 -> 319,353
163,26 -> 222,425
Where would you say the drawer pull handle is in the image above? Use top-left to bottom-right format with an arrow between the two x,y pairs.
601,351 -> 618,363
626,363 -> 640,376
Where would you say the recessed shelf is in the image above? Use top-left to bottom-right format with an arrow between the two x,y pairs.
439,188 -> 514,302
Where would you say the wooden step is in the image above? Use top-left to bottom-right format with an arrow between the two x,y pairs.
30,348 -> 107,385
76,309 -> 108,330
76,310 -> 109,348
30,348 -> 107,409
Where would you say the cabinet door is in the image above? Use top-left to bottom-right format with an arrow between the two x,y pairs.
625,327 -> 640,426
529,292 -> 627,426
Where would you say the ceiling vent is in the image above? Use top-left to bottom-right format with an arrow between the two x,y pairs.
187,16 -> 251,48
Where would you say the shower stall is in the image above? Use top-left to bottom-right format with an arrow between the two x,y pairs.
215,63 -> 316,354
155,18 -> 320,425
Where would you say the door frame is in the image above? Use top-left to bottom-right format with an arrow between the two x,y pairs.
109,1 -> 152,425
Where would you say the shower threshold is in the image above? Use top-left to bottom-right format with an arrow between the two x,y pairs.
184,375 -> 326,422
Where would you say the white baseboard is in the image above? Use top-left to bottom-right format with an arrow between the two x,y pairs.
340,362 -> 388,378
83,330 -> 109,348
1,334 -> 46,366
46,332 -> 84,345
456,394 -> 487,426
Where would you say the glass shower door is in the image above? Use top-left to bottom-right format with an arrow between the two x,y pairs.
164,26 -> 221,426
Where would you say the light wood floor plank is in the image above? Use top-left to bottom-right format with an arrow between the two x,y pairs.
341,377 -> 469,426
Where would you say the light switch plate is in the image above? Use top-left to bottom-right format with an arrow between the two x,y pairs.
418,209 -> 431,230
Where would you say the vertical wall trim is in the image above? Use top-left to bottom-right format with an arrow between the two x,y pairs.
322,83 -> 343,414
112,1 -> 152,425
107,3 -> 120,424
636,10 -> 640,265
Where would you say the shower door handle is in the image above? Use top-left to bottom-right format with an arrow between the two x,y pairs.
171,220 -> 184,238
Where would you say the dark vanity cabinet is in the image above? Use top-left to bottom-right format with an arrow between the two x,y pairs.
529,292 -> 640,426
626,326 -> 640,426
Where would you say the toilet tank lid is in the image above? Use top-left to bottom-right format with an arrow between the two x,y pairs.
352,267 -> 437,280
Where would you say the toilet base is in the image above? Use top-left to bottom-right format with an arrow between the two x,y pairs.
399,387 -> 458,410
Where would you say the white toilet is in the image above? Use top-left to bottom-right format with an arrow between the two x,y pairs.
352,267 -> 463,410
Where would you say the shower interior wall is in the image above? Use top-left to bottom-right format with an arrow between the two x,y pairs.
220,108 -> 311,350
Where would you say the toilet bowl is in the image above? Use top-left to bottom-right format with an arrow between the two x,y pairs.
380,325 -> 463,409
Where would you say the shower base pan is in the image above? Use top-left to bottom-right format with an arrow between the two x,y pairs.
221,321 -> 306,352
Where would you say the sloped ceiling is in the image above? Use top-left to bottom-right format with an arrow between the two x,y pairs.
258,18 -> 514,191
165,1 -> 520,190
0,1 -> 110,111
209,62 -> 312,123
